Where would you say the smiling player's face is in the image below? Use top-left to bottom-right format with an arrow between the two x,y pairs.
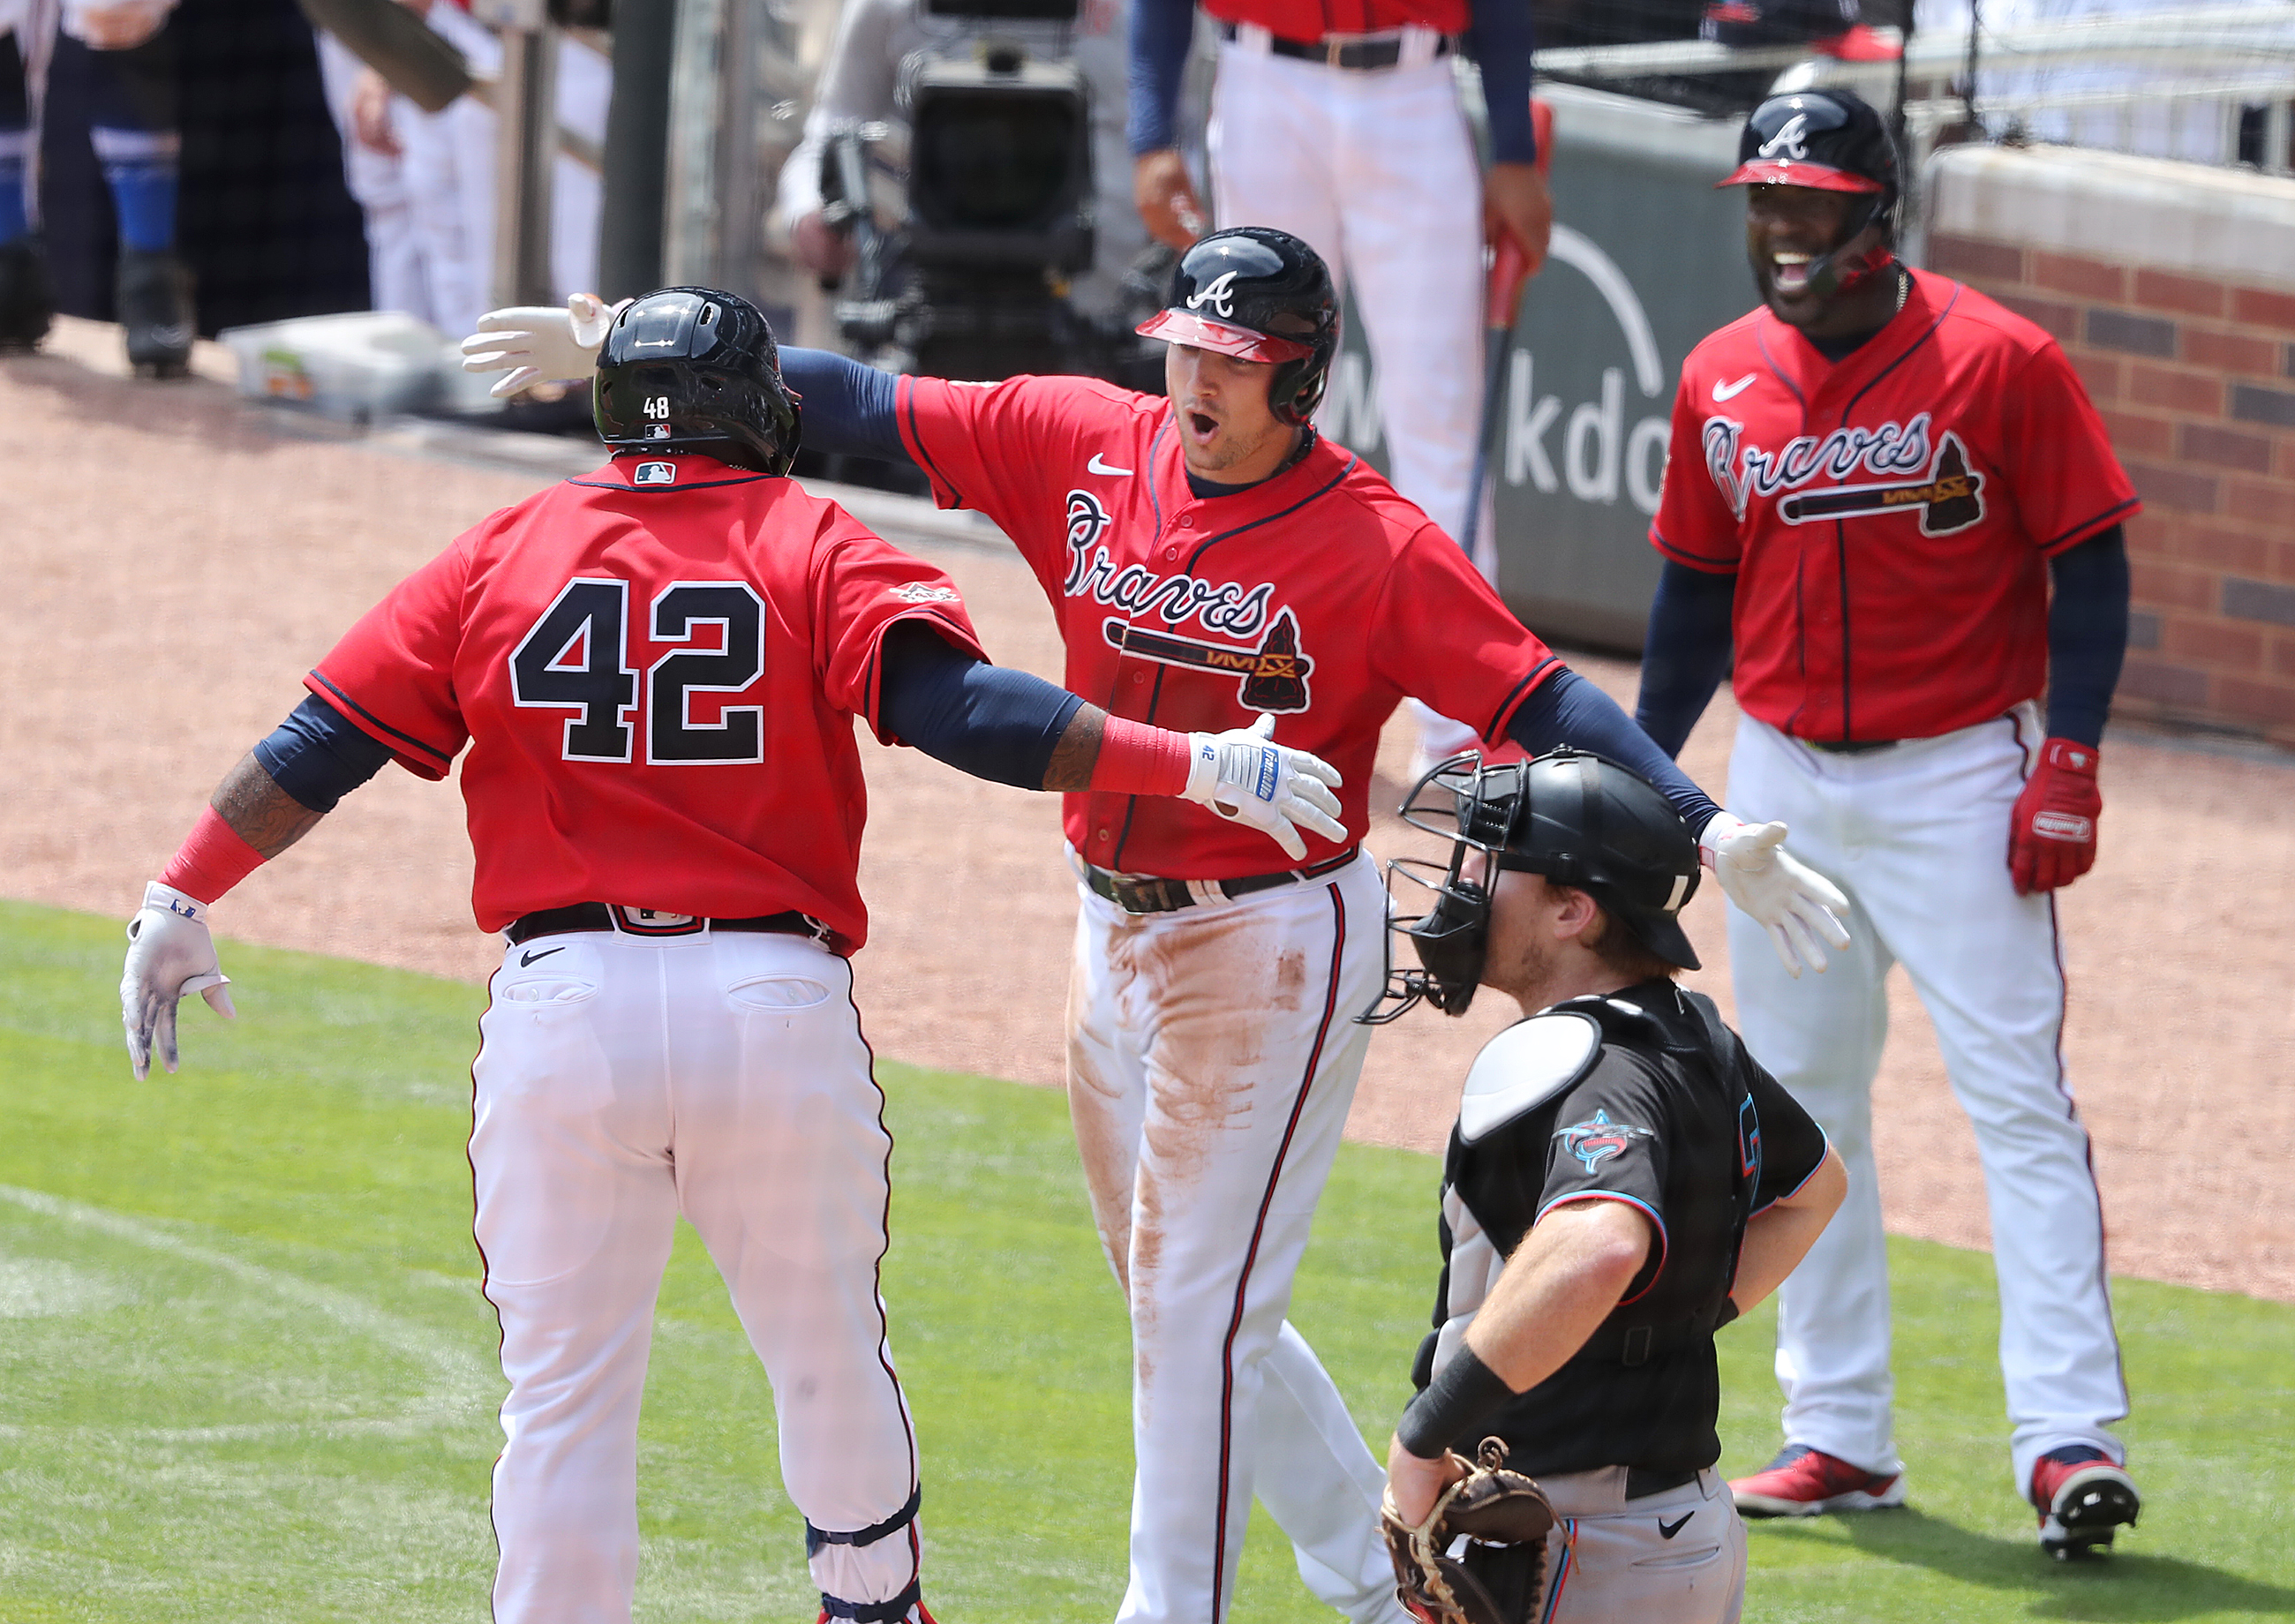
1744,182 -> 1899,338
1164,343 -> 1299,484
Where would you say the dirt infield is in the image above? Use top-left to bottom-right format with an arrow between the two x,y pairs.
9,321 -> 2291,1303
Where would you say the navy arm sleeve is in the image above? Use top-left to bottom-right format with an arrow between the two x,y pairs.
1127,0 -> 1195,155
877,622 -> 1086,789
1632,560 -> 1737,761
1508,667 -> 1723,835
1464,0 -> 1538,165
779,347 -> 908,463
253,694 -> 395,814
2044,525 -> 2129,749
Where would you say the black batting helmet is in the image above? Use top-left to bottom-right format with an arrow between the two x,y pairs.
593,287 -> 802,476
1361,748 -> 1703,1024
1719,89 -> 1900,298
1135,227 -> 1339,426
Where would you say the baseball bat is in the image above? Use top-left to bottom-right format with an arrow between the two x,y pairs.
1460,98 -> 1554,570
293,0 -> 474,113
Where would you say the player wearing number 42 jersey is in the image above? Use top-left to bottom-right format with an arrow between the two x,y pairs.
118,289 -> 1349,1624
1634,89 -> 2144,1559
459,229 -> 1853,1624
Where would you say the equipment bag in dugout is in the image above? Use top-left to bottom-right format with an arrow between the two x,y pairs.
1381,1438 -> 1559,1624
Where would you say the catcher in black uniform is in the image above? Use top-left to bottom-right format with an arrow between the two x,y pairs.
1364,750 -> 1847,1624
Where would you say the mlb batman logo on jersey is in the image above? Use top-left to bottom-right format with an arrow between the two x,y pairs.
1554,1109 -> 1654,1174
1703,410 -> 1988,536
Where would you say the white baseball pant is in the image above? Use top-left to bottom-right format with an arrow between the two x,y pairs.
472,926 -> 926,1624
1207,40 -> 1490,763
1065,852 -> 1409,1624
1724,706 -> 2130,1496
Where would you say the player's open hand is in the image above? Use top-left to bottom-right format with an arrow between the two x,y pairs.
1701,812 -> 1852,979
460,294 -> 621,397
120,883 -> 236,1081
1184,714 -> 1346,862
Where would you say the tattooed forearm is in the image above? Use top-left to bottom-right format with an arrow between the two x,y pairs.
1042,705 -> 1107,792
211,753 -> 325,859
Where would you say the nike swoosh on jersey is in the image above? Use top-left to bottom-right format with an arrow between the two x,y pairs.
1659,1512 -> 1694,1539
1712,373 -> 1757,402
520,945 -> 568,966
1087,453 -> 1134,477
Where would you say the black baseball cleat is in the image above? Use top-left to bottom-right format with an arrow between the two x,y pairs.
117,246 -> 196,378
2031,1447 -> 2141,1560
0,238 -> 54,352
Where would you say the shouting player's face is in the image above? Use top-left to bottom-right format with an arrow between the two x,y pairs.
1745,183 -> 1888,333
1164,343 -> 1300,484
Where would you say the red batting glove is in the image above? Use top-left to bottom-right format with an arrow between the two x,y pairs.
2009,738 -> 2102,895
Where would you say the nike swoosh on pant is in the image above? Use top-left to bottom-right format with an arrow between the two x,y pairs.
1659,1512 -> 1694,1538
520,945 -> 568,966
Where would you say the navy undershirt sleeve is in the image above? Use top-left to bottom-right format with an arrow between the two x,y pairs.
779,347 -> 908,463
1464,0 -> 1538,165
877,622 -> 1086,789
1632,560 -> 1738,760
1127,0 -> 1195,155
2044,525 -> 2129,748
253,694 -> 394,814
1507,667 -> 1722,834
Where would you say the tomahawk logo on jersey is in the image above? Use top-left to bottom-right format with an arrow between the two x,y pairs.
896,372 -> 1562,878
1652,267 -> 2139,744
304,453 -> 984,944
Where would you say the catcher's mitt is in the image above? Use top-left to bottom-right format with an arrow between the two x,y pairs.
1381,1438 -> 1557,1624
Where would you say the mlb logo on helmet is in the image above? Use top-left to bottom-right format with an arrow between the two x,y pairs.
636,462 -> 677,485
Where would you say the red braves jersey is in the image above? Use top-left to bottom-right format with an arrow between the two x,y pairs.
306,454 -> 983,946
896,373 -> 1559,878
1204,0 -> 1468,41
1651,268 -> 2138,744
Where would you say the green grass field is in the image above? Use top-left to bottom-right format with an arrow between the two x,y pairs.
4,898 -> 2291,1622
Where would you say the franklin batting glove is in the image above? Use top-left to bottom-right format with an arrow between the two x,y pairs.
2009,738 -> 2102,895
1184,714 -> 1346,862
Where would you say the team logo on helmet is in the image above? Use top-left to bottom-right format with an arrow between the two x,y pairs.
1554,1109 -> 1654,1174
1185,270 -> 1241,320
1757,113 -> 1810,161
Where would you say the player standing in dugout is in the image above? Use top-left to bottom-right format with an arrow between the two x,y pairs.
117,287 -> 1351,1624
1632,88 -> 2145,1559
1366,749 -> 1846,1623
460,232 -> 1851,1624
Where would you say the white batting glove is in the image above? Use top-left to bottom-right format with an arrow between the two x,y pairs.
1183,714 -> 1347,863
121,882 -> 237,1081
458,293 -> 621,397
1700,812 -> 1852,980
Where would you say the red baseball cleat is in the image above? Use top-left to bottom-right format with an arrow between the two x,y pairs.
2031,1447 -> 2141,1560
1730,1444 -> 1906,1516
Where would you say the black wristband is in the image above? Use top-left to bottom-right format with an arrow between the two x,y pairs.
1396,1346 -> 1517,1460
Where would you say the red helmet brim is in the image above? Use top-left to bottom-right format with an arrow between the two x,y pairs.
1134,308 -> 1314,363
1718,159 -> 1885,193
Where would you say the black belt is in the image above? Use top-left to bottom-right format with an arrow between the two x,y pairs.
506,903 -> 829,946
1219,20 -> 1452,69
1084,848 -> 1358,915
1805,738 -> 1900,755
1625,1466 -> 1700,1500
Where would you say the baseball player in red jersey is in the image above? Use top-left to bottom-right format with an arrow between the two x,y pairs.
1632,91 -> 2146,1560
117,289 -> 1348,1624
458,230 -> 1852,1624
1127,0 -> 1552,770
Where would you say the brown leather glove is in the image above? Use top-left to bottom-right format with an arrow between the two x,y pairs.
1381,1439 -> 1558,1624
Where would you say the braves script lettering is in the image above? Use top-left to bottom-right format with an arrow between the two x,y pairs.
1702,411 -> 1937,520
1062,490 -> 1275,635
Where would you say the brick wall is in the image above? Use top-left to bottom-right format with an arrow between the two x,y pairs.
1925,231 -> 2295,747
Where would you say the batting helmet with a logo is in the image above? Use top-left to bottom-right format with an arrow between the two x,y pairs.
593,287 -> 802,476
1134,227 -> 1339,426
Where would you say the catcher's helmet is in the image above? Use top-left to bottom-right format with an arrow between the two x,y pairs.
1360,748 -> 1703,1024
1134,227 -> 1339,426
1719,88 -> 1899,297
593,287 -> 802,476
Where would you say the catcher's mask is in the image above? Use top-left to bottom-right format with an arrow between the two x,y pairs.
1358,748 -> 1703,1026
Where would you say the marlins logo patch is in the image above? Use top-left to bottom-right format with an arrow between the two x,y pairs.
1554,1109 -> 1654,1174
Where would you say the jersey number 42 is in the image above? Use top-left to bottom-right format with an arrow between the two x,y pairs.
510,576 -> 766,766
